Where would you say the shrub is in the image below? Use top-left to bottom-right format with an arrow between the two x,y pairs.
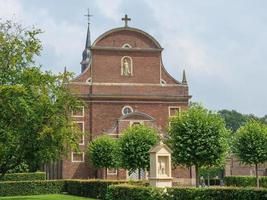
0,172 -> 46,181
106,184 -> 165,200
65,179 -> 129,199
224,176 -> 267,188
0,180 -> 65,196
106,184 -> 267,200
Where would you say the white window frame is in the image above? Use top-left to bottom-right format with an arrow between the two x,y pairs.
71,152 -> 85,163
72,106 -> 84,117
107,168 -> 118,175
168,106 -> 181,117
122,43 -> 132,48
160,79 -> 166,86
122,106 -> 133,115
86,77 -> 92,84
74,121 -> 85,145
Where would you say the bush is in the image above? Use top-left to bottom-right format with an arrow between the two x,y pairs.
106,184 -> 267,200
65,179 -> 129,199
0,172 -> 46,181
224,176 -> 267,187
0,180 -> 65,196
106,184 -> 164,200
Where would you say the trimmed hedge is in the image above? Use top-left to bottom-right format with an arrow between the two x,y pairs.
106,184 -> 164,200
0,180 -> 65,196
0,172 -> 46,181
224,176 -> 267,188
65,179 -> 146,199
106,184 -> 267,200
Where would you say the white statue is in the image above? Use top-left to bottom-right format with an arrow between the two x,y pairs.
158,159 -> 166,175
123,59 -> 131,76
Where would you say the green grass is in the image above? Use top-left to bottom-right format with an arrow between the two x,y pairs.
0,194 -> 96,200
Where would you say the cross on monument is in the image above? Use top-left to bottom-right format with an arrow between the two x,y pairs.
122,14 -> 131,27
84,8 -> 93,24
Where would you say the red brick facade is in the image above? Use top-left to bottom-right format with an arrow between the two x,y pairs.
61,25 -> 193,181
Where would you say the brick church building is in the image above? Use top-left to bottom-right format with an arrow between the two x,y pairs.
57,15 -> 195,183
45,15 -> 266,182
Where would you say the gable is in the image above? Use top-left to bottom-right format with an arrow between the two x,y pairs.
93,28 -> 161,49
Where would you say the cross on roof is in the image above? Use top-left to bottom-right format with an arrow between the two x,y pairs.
122,14 -> 131,27
84,8 -> 93,24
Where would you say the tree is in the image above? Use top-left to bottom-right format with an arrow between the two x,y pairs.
218,110 -> 248,132
233,120 -> 267,188
88,135 -> 119,179
0,20 -> 80,176
169,106 -> 229,187
119,124 -> 158,179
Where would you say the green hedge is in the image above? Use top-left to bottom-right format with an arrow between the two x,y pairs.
106,184 -> 164,200
0,172 -> 46,181
224,176 -> 267,188
106,184 -> 267,200
0,180 -> 65,196
65,179 -> 146,199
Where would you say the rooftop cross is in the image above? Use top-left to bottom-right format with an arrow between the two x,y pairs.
84,8 -> 93,24
122,14 -> 131,27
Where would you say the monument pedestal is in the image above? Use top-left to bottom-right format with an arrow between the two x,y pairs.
148,141 -> 173,188
148,177 -> 173,187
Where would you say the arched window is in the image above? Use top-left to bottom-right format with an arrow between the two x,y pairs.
122,43 -> 132,48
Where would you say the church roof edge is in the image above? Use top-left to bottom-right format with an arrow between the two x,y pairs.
92,27 -> 162,49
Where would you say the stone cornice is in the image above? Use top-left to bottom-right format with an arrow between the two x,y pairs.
72,93 -> 192,102
91,46 -> 163,52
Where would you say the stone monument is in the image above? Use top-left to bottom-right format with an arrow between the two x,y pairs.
148,141 -> 173,187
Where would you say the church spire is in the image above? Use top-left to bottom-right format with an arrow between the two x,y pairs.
182,69 -> 187,85
81,9 -> 92,73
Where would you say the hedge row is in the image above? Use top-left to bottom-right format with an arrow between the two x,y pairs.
65,179 -> 146,199
65,179 -> 127,199
106,184 -> 267,200
0,180 -> 65,196
224,176 -> 267,188
0,179 -> 144,198
0,172 -> 46,181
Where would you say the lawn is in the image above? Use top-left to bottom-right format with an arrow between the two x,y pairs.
0,194 -> 96,200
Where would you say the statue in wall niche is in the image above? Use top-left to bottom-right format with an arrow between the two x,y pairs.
158,159 -> 166,175
121,57 -> 132,76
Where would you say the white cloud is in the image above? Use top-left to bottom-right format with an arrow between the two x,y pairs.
95,0 -> 122,22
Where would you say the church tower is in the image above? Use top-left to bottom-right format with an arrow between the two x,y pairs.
80,9 -> 92,73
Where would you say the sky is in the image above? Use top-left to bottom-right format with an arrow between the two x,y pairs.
1,0 -> 267,117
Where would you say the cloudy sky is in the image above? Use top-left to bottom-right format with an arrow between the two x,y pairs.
1,0 -> 267,116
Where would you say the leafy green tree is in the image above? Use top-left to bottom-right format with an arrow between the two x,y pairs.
0,20 -> 80,176
233,120 -> 267,188
88,135 -> 119,179
169,106 -> 229,187
119,124 -> 158,179
218,110 -> 248,132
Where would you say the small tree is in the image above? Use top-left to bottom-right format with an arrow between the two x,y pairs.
169,106 -> 229,187
233,120 -> 267,188
88,135 -> 119,179
119,124 -> 158,179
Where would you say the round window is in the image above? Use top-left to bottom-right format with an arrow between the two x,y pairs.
122,106 -> 133,115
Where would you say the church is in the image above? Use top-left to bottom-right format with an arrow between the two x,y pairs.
57,14 -> 194,183
44,14 -> 267,183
